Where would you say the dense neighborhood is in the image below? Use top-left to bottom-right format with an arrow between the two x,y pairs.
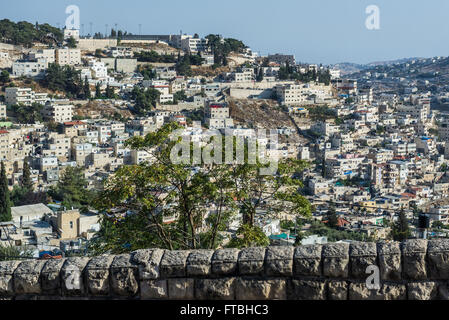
0,19 -> 447,260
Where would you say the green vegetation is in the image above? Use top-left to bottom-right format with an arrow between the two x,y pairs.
175,54 -> 203,76
10,103 -> 43,124
173,90 -> 187,103
0,70 -> 10,84
48,166 -> 95,212
90,123 -> 311,254
0,244 -> 34,261
41,63 -> 86,99
306,220 -> 372,242
306,105 -> 337,121
0,162 -> 12,222
138,65 -> 157,80
326,203 -> 339,229
390,209 -> 411,241
279,64 -> 331,85
134,50 -> 176,63
205,34 -> 247,67
0,19 -> 63,47
130,86 -> 161,114
66,36 -> 77,48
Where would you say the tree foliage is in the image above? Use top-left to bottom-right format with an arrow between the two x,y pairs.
391,209 -> 411,241
49,166 -> 94,211
0,162 -> 11,222
0,19 -> 63,47
91,123 -> 311,254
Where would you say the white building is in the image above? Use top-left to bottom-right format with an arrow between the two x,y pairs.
12,58 -> 48,78
5,87 -> 48,106
56,48 -> 81,66
42,101 -> 73,123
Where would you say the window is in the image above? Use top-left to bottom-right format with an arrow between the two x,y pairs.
70,221 -> 73,229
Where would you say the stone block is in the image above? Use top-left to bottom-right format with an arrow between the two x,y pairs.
236,278 -> 286,300
327,280 -> 348,300
402,240 -> 427,280
293,245 -> 322,277
167,278 -> 194,299
322,243 -> 349,278
160,250 -> 190,278
85,255 -> 114,295
0,260 -> 21,296
288,279 -> 325,300
407,282 -> 438,300
265,246 -> 294,276
377,241 -> 401,281
61,257 -> 90,296
186,250 -> 214,276
40,258 -> 66,295
110,254 -> 139,296
211,248 -> 239,275
14,260 -> 46,295
350,242 -> 377,279
195,278 -> 235,300
131,249 -> 164,280
427,239 -> 449,279
238,247 -> 266,275
140,280 -> 167,299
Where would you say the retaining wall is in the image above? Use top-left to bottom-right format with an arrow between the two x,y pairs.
1,239 -> 449,300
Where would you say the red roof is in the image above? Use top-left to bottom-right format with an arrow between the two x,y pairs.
0,130 -> 9,134
64,121 -> 86,126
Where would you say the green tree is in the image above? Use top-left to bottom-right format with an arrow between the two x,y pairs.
66,36 -> 77,48
83,76 -> 91,99
21,159 -> 33,190
391,208 -> 411,241
92,123 -> 311,253
49,166 -> 93,210
0,70 -> 10,84
326,202 -> 339,229
95,83 -> 102,99
0,162 -> 11,222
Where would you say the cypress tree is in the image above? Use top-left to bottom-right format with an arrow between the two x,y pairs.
326,202 -> 339,229
22,159 -> 33,191
391,208 -> 411,241
0,162 -> 12,222
84,76 -> 91,99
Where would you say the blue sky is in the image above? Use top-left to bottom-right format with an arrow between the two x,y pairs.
2,0 -> 449,65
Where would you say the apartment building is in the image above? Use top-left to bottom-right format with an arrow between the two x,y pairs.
29,49 -> 55,64
204,102 -> 233,129
41,101 -> 73,123
0,104 -> 6,119
42,133 -> 71,161
180,37 -> 208,53
5,87 -> 48,106
64,28 -> 80,40
275,83 -> 333,106
55,48 -> 81,66
12,58 -> 48,78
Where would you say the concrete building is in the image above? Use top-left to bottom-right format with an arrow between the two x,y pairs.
57,209 -> 80,240
42,101 -> 73,123
181,37 -> 208,53
204,102 -> 234,129
115,58 -> 137,73
55,48 -> 81,66
29,49 -> 55,64
5,87 -> 48,106
12,58 -> 47,78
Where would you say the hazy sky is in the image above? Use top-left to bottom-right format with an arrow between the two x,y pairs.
2,0 -> 449,65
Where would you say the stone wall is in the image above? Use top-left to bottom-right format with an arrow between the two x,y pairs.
2,239 -> 449,300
